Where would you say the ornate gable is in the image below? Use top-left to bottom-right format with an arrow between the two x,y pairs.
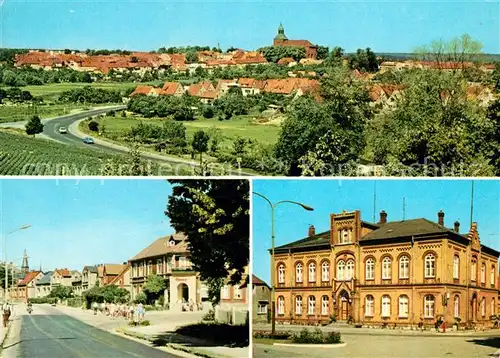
467,222 -> 481,252
330,210 -> 361,246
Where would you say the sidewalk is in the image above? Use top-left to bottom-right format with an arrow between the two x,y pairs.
56,305 -> 249,358
253,323 -> 500,338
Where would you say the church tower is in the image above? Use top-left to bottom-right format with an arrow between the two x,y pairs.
21,249 -> 29,274
274,23 -> 288,45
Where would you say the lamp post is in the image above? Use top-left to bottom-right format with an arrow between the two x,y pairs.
3,225 -> 31,300
253,192 -> 314,337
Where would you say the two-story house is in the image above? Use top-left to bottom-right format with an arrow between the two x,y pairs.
82,266 -> 99,291
252,275 -> 271,324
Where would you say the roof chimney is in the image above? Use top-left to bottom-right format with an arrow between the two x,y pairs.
308,225 -> 316,237
379,210 -> 387,224
454,221 -> 460,233
438,210 -> 445,226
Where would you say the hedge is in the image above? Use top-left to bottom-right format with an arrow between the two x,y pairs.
291,328 -> 342,344
29,297 -> 57,304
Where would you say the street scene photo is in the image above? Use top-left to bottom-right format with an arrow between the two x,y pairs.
0,179 -> 250,357
252,179 -> 500,357
0,2 -> 498,176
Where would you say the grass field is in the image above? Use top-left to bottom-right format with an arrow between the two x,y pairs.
0,103 -> 85,123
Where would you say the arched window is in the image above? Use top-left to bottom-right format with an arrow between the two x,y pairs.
277,296 -> 285,315
321,261 -> 329,282
366,258 -> 375,280
365,295 -> 374,316
398,295 -> 409,318
308,262 -> 316,283
481,263 -> 486,284
424,253 -> 436,278
382,257 -> 392,280
481,297 -> 486,317
399,256 -> 409,279
492,298 -> 496,316
453,255 -> 459,279
491,266 -> 496,286
295,296 -> 302,315
454,295 -> 460,318
337,260 -> 345,280
381,295 -> 391,317
424,295 -> 435,318
321,295 -> 329,315
346,259 -> 355,280
471,259 -> 477,281
278,264 -> 285,284
308,296 -> 316,315
295,263 -> 303,283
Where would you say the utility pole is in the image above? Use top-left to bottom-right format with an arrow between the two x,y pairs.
372,182 -> 376,223
403,197 -> 406,221
470,181 -> 474,226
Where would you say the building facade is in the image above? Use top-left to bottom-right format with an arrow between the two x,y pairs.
219,266 -> 250,311
129,233 -> 208,310
272,210 -> 499,328
82,266 -> 99,291
252,275 -> 271,324
273,24 -> 317,59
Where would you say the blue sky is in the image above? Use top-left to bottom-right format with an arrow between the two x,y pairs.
0,179 -> 174,272
252,180 -> 500,284
1,1 -> 498,53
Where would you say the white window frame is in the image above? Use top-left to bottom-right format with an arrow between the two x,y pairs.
337,260 -> 345,280
221,285 -> 230,299
491,298 -> 496,315
295,296 -> 302,315
381,295 -> 391,317
321,262 -> 329,282
277,296 -> 285,315
481,297 -> 486,317
366,258 -> 374,280
398,296 -> 409,318
382,257 -> 392,280
491,266 -> 496,286
257,304 -> 267,315
454,296 -> 459,318
157,258 -> 163,274
296,263 -> 303,283
424,254 -> 436,278
471,260 -> 477,281
308,262 -> 316,283
321,296 -> 329,315
233,286 -> 242,300
278,264 -> 285,284
346,259 -> 354,280
399,256 -> 409,279
453,255 -> 459,279
481,263 -> 486,284
365,295 -> 374,317
424,295 -> 435,318
308,296 -> 316,315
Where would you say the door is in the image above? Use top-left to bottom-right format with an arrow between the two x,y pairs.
341,298 -> 349,320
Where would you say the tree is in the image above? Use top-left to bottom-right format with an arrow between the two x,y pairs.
191,130 -> 210,170
233,136 -> 247,157
165,180 -> 249,304
25,115 -> 44,137
88,120 -> 99,132
348,48 -> 378,72
485,100 -> 500,175
143,274 -> 166,303
185,51 -> 199,64
316,46 -> 329,60
134,292 -> 147,304
260,46 -> 306,63
49,286 -> 73,299
0,267 -> 14,288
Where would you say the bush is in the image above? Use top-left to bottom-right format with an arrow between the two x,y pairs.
67,298 -> 83,308
88,120 -> 99,132
253,330 -> 291,340
134,292 -> 147,304
140,320 -> 151,326
175,322 -> 249,347
202,106 -> 215,119
291,328 -> 342,344
29,297 -> 57,304
202,309 -> 215,322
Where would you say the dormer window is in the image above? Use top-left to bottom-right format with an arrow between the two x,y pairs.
169,240 -> 176,247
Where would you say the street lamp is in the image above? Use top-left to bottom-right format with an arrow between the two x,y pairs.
253,192 -> 314,337
3,225 -> 31,300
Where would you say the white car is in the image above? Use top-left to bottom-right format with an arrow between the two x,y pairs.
59,127 -> 67,134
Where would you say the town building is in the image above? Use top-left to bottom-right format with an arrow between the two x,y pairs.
101,264 -> 128,285
272,210 -> 499,328
35,271 -> 54,298
219,267 -> 250,311
14,271 -> 44,301
107,265 -> 132,294
129,232 -> 208,310
273,24 -> 317,59
252,275 -> 271,323
82,265 -> 99,291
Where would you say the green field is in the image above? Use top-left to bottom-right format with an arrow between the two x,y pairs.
0,103 -> 85,123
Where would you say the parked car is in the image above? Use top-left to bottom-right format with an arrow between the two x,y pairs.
83,137 -> 95,144
58,127 -> 67,134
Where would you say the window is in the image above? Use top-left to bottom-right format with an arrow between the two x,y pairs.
381,295 -> 391,317
398,296 -> 409,318
366,258 -> 375,280
295,296 -> 302,315
277,296 -> 285,315
471,259 -> 477,281
321,296 -> 329,315
481,263 -> 486,284
346,260 -> 354,280
308,296 -> 316,315
481,297 -> 486,317
454,296 -> 460,318
257,304 -> 267,315
147,260 -> 153,275
365,295 -> 374,316
221,285 -> 230,299
278,264 -> 285,284
321,262 -> 329,282
157,259 -> 163,274
424,295 -> 435,318
382,257 -> 392,280
424,254 -> 436,278
337,260 -> 345,280
453,255 -> 459,279
296,263 -> 303,283
308,262 -> 316,282
233,286 -> 242,299
338,229 -> 351,244
491,266 -> 496,286
399,256 -> 409,279
492,298 -> 496,315
133,264 -> 138,278
178,256 -> 187,269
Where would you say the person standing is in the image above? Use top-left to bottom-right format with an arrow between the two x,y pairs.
2,302 -> 10,328
92,301 -> 98,315
138,303 -> 145,321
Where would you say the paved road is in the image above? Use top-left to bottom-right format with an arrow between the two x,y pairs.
2,305 -> 182,358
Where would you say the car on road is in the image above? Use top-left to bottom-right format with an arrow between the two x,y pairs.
83,137 -> 95,144
58,127 -> 67,134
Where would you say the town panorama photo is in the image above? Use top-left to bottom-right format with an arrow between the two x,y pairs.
0,1 -> 498,176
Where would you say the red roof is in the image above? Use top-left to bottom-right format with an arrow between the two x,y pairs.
252,274 -> 269,287
276,39 -> 315,48
55,269 -> 71,277
18,271 -> 42,286
162,82 -> 182,95
188,81 -> 216,97
130,85 -> 154,97
277,57 -> 295,65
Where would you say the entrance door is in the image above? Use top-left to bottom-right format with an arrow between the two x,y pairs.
471,294 -> 477,322
341,299 -> 349,320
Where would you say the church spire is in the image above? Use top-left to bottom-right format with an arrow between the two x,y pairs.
274,23 -> 288,42
21,249 -> 29,274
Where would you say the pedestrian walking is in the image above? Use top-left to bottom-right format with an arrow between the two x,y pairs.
2,302 -> 11,328
92,301 -> 98,315
138,303 -> 145,321
133,304 -> 140,326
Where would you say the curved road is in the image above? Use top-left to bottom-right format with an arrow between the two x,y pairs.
2,305 -> 182,358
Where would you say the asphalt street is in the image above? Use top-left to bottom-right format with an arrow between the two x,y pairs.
2,305 -> 181,358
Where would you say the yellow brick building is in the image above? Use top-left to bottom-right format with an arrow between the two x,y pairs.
272,210 -> 499,328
